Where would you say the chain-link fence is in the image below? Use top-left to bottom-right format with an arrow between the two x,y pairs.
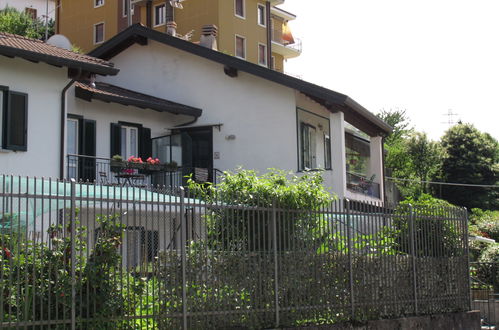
0,175 -> 470,329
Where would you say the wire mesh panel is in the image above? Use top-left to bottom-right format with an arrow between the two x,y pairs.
0,175 -> 471,329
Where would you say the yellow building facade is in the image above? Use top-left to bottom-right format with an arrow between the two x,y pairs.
56,0 -> 300,72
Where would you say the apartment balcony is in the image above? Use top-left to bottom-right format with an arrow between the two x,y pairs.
67,154 -> 220,187
271,29 -> 302,59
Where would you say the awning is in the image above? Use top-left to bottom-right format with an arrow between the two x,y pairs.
75,81 -> 202,117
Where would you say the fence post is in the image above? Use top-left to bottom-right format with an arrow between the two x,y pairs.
272,199 -> 280,328
463,208 -> 472,311
408,204 -> 418,314
179,187 -> 188,330
70,179 -> 76,330
345,199 -> 355,319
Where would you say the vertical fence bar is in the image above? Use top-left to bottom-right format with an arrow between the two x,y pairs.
345,199 -> 355,319
463,208 -> 472,312
408,204 -> 418,315
70,179 -> 76,330
272,199 -> 280,327
180,187 -> 188,330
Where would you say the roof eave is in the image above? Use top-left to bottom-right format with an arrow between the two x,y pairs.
0,45 -> 119,76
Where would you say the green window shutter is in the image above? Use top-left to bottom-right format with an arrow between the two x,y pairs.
5,91 -> 28,151
110,122 -> 122,157
139,127 -> 152,160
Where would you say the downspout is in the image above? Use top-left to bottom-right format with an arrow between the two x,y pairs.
266,1 -> 272,69
56,0 -> 61,33
60,79 -> 75,179
146,1 -> 152,28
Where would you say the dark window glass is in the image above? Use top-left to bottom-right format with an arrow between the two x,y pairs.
235,0 -> 244,17
95,23 -> 104,43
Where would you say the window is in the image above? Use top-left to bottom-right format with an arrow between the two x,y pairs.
235,35 -> 246,59
94,0 -> 104,8
110,122 -> 151,160
257,4 -> 266,26
297,108 -> 331,171
25,8 -> 37,20
258,44 -> 267,66
345,132 -> 370,177
300,123 -> 316,170
154,4 -> 166,26
120,125 -> 138,159
235,0 -> 245,18
123,0 -> 128,17
67,118 -> 79,179
324,134 -> 331,169
1,88 -> 28,151
94,22 -> 105,44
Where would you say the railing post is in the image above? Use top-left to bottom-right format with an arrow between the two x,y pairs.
272,199 -> 280,328
345,199 -> 355,319
70,179 -> 76,330
408,204 -> 418,314
180,187 -> 188,330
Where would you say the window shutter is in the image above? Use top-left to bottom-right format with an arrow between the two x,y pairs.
110,123 -> 122,157
5,91 -> 28,151
82,120 -> 96,157
139,127 -> 152,160
81,120 -> 96,182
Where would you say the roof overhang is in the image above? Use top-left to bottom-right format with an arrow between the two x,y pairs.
271,6 -> 296,21
0,45 -> 119,76
75,81 -> 202,117
89,25 -> 392,137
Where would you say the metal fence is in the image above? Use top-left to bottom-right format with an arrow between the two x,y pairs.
0,175 -> 470,329
471,262 -> 499,327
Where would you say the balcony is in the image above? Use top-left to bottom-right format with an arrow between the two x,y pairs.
67,154 -> 220,187
346,172 -> 381,199
271,29 -> 302,59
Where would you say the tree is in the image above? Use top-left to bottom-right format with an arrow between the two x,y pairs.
0,6 -> 54,40
406,132 -> 443,195
440,123 -> 499,210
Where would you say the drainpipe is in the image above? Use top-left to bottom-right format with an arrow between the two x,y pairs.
60,80 -> 75,179
266,1 -> 272,69
381,136 -> 387,204
166,1 -> 174,33
146,1 -> 152,28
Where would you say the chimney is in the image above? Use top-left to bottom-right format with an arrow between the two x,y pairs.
166,21 -> 177,37
199,24 -> 218,50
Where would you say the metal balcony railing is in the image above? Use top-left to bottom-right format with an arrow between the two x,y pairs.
66,154 -> 221,187
271,28 -> 302,53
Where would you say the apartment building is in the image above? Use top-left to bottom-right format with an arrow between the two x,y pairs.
56,0 -> 300,72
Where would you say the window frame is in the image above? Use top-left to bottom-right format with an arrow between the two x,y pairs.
93,22 -> 105,45
296,107 -> 331,172
154,3 -> 166,27
257,3 -> 266,27
234,0 -> 245,19
324,133 -> 332,170
25,7 -> 37,20
4,91 -> 28,152
235,34 -> 246,59
94,0 -> 104,8
258,43 -> 267,66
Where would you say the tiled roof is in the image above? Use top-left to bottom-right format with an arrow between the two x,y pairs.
0,32 -> 118,75
75,81 -> 202,117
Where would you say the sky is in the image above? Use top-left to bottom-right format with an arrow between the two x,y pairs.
280,0 -> 499,141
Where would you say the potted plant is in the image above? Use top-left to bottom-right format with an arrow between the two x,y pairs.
165,161 -> 178,172
110,155 -> 125,173
127,156 -> 145,170
145,157 -> 163,172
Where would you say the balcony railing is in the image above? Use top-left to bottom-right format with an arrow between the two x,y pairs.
271,29 -> 302,53
346,172 -> 381,199
67,154 -> 221,187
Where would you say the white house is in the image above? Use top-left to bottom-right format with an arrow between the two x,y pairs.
0,25 -> 391,203
0,0 -> 56,20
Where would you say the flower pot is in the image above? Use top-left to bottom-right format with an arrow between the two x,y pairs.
146,164 -> 163,172
110,160 -> 125,173
127,162 -> 145,170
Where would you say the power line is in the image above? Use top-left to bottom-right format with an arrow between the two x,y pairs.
386,176 -> 498,188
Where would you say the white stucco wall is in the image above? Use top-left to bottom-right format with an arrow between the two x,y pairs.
98,41 -> 298,175
0,56 -> 69,177
0,0 -> 56,19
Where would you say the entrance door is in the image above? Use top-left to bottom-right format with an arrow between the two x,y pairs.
181,128 -> 213,183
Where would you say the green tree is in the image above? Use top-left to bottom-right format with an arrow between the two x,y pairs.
0,6 -> 54,40
406,132 -> 443,195
440,123 -> 499,210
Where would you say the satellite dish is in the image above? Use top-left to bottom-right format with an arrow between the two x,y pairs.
46,34 -> 72,50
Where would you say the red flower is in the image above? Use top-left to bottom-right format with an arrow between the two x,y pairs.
3,247 -> 11,259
